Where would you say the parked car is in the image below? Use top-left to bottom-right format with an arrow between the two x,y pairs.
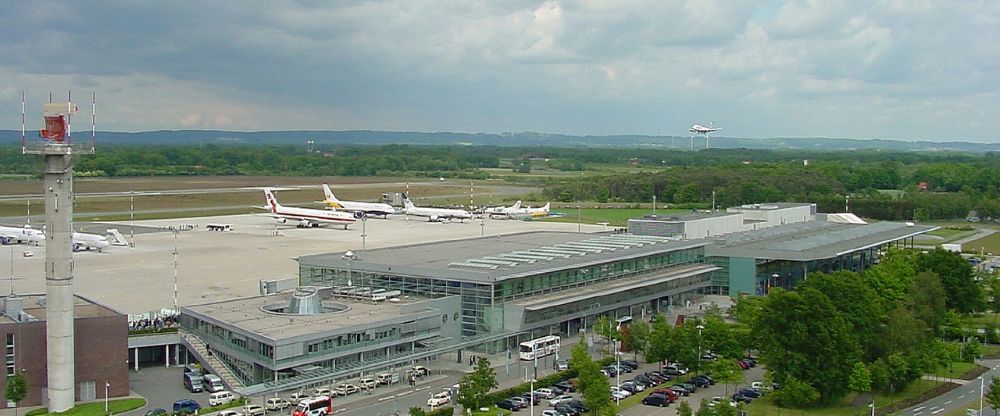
602,365 -> 619,376
665,364 -> 688,375
288,392 -> 310,404
653,388 -> 679,402
533,388 -> 557,399
358,378 -> 377,390
750,381 -> 772,392
265,398 -> 291,411
409,366 -> 429,377
645,372 -> 669,383
549,385 -> 566,396
555,403 -> 582,416
549,394 -> 574,406
670,385 -> 691,396
242,405 -> 265,416
738,388 -> 761,398
554,359 -> 569,371
688,377 -> 710,388
677,382 -> 697,392
565,400 -> 588,413
427,392 -> 451,407
735,360 -> 749,370
541,410 -> 566,416
144,408 -> 167,416
609,386 -> 631,398
702,351 -> 718,360
496,399 -> 519,411
519,392 -> 542,405
731,392 -> 754,404
693,374 -> 716,385
642,392 -> 671,407
335,383 -> 359,396
216,411 -> 242,416
312,387 -> 333,397
555,381 -> 576,392
172,399 -> 200,415
208,391 -> 236,407
509,396 -> 529,409
377,372 -> 400,385
621,359 -> 640,370
624,381 -> 645,392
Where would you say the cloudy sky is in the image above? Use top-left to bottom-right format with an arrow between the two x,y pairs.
1,1 -> 997,141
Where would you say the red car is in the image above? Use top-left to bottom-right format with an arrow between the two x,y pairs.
652,388 -> 679,402
735,360 -> 749,370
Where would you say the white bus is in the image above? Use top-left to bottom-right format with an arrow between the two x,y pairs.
291,395 -> 333,416
519,335 -> 561,361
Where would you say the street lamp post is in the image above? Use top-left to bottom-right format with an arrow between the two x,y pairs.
104,381 -> 109,413
696,324 -> 705,376
615,342 -> 622,406
576,205 -> 581,233
771,273 -> 779,292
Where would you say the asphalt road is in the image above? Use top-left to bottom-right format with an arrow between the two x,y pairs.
898,360 -> 1000,416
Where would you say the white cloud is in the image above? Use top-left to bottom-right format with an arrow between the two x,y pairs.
0,1 -> 996,141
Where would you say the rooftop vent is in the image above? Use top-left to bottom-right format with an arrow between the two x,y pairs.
287,286 -> 323,315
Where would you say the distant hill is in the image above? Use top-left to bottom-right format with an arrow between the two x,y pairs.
1,129 -> 997,152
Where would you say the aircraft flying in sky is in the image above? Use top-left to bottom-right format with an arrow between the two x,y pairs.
689,123 -> 720,134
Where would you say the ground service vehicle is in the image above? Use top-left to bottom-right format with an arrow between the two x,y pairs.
292,396 -> 333,416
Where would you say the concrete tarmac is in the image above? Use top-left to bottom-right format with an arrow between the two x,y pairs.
2,214 -> 604,314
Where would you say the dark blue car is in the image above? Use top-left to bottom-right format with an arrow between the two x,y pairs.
172,399 -> 201,414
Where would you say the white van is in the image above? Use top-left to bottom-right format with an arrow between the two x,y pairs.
203,374 -> 225,392
209,390 -> 236,406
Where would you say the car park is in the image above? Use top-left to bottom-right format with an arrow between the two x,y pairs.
265,398 -> 291,411
642,392 -> 671,407
242,405 -> 265,416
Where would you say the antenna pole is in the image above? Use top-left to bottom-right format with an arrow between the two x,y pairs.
173,230 -> 179,313
21,91 -> 26,152
67,91 -> 72,141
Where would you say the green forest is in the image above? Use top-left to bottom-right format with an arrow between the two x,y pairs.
2,144 -> 999,221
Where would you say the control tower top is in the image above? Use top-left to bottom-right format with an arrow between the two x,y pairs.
21,92 -> 96,155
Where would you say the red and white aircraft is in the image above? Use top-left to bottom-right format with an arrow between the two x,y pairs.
262,189 -> 356,229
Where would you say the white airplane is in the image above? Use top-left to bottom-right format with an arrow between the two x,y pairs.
321,184 -> 397,218
689,123 -> 720,134
262,189 -> 356,229
485,201 -> 522,218
401,193 -> 472,222
72,232 -> 110,252
523,202 -> 551,218
0,225 -> 44,245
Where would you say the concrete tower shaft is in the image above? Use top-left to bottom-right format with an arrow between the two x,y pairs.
44,149 -> 76,412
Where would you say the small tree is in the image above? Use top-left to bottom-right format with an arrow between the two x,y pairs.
5,372 -> 27,416
408,407 -> 426,416
773,375 -> 819,407
676,400 -> 693,416
964,337 -> 983,362
457,357 -> 498,411
593,315 -> 619,354
624,321 -> 650,360
848,362 -> 872,396
985,376 -> 1000,416
709,358 -> 743,395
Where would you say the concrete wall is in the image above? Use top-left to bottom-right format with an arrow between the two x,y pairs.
0,314 -> 129,408
681,214 -> 746,239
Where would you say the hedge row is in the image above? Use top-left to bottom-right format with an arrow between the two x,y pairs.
408,406 -> 454,416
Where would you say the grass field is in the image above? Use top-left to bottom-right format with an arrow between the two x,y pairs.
965,232 -> 1000,256
925,228 -> 976,239
928,362 -> 977,379
743,379 -> 939,416
25,398 -> 146,416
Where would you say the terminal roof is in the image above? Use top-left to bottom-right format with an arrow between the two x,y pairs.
705,220 -> 937,261
298,231 -> 709,283
0,294 -> 121,324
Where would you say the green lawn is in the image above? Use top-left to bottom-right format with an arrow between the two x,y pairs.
25,398 -> 146,416
742,379 -> 939,416
925,228 -> 975,239
471,406 -> 512,416
965,231 -> 1000,255
928,361 -> 977,379
540,208 -> 690,227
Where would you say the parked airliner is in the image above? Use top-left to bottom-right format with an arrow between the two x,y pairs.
262,189 -> 356,229
321,184 -> 396,218
402,193 -> 472,222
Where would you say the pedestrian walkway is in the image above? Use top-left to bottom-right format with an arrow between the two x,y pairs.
921,374 -> 971,385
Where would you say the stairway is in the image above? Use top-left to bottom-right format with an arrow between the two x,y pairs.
180,331 -> 244,390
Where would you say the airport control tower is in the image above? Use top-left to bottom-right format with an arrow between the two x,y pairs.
21,93 -> 96,412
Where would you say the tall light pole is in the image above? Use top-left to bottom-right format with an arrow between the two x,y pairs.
360,216 -> 367,250
172,230 -> 179,313
129,190 -> 135,247
615,340 -> 622,406
529,378 -> 536,416
104,381 -> 110,413
696,324 -> 705,376
576,205 -> 581,233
